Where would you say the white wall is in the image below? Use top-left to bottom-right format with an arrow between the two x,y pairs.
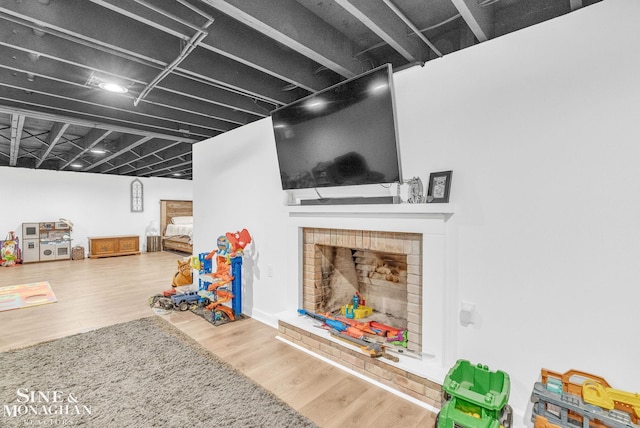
0,167 -> 192,252
393,0 -> 640,421
192,119 -> 289,319
200,0 -> 640,423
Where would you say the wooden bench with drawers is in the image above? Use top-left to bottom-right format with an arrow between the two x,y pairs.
88,235 -> 140,259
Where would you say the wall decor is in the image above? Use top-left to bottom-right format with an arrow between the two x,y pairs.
130,178 -> 144,212
426,170 -> 452,203
399,177 -> 424,203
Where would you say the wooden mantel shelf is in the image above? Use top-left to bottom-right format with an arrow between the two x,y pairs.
287,202 -> 455,220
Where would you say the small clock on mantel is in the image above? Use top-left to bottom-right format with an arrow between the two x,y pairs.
130,179 -> 144,212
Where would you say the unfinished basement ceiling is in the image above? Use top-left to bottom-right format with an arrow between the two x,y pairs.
0,0 -> 601,180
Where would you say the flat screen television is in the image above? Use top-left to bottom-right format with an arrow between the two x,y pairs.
271,64 -> 402,191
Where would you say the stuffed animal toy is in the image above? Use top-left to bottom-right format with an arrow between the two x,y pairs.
171,259 -> 193,287
1,232 -> 19,267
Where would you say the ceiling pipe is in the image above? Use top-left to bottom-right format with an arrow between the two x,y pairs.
175,0 -> 216,22
132,0 -> 213,33
134,18 -> 214,107
381,0 -> 443,58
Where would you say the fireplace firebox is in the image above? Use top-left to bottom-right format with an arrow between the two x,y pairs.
301,228 -> 422,353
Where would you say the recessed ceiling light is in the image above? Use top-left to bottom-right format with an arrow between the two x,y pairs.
70,163 -> 83,168
90,148 -> 107,154
305,98 -> 326,111
369,82 -> 388,93
172,172 -> 183,177
99,82 -> 128,93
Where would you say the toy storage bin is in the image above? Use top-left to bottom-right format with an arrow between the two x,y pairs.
437,359 -> 512,428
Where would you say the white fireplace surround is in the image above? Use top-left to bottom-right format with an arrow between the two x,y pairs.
276,203 -> 456,383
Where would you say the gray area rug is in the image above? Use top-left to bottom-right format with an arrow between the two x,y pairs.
0,316 -> 319,427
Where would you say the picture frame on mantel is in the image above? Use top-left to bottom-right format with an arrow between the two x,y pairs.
426,170 -> 452,203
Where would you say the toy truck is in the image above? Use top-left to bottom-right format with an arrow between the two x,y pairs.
170,291 -> 203,311
531,368 -> 640,428
437,359 -> 513,428
150,289 -> 206,311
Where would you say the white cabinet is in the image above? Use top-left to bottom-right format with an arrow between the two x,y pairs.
22,238 -> 39,263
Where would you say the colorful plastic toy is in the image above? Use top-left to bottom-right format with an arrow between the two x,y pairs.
197,229 -> 251,324
531,368 -> 640,428
226,228 -> 251,255
341,292 -> 373,319
1,231 -> 20,267
150,229 -> 251,325
297,309 -> 410,359
170,290 -> 202,311
533,415 -> 561,428
149,285 -> 203,311
437,360 -> 512,428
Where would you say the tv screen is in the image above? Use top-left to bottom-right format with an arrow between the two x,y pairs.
271,64 -> 402,191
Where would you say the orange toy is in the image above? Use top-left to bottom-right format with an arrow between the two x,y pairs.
205,288 -> 235,321
226,228 -> 252,254
534,416 -> 560,428
202,255 -> 234,285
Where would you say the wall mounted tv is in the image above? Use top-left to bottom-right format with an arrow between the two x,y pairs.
271,64 -> 402,191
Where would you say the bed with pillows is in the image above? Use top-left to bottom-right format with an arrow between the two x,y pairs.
160,200 -> 193,254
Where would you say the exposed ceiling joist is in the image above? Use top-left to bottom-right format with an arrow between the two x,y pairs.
84,135 -> 153,172
60,128 -> 112,170
9,113 -> 25,166
0,0 -> 602,180
200,0 -> 364,78
336,0 -> 427,65
93,0 -> 336,93
98,140 -> 183,174
381,0 -> 443,58
37,121 -> 69,167
570,0 -> 584,11
449,0 -> 494,42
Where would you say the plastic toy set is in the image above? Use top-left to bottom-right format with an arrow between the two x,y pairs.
150,228 -> 251,326
433,360 -> 639,428
340,291 -> 373,319
530,368 -> 639,428
298,308 -> 412,361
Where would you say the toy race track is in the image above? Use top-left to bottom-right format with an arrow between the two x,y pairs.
531,369 -> 640,428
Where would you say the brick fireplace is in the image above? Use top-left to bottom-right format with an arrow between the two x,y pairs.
275,204 -> 454,409
300,228 -> 423,353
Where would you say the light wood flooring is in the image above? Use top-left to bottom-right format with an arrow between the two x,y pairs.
0,252 -> 436,427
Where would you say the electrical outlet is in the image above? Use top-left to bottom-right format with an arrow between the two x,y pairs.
267,264 -> 273,277
459,301 -> 476,327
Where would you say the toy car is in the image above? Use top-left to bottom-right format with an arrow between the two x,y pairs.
170,290 -> 203,311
